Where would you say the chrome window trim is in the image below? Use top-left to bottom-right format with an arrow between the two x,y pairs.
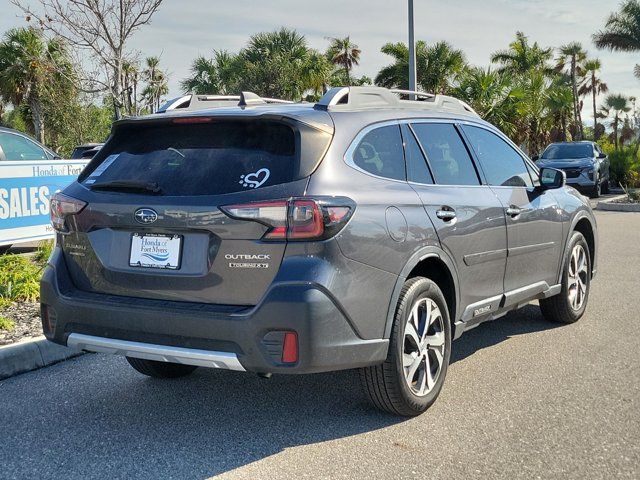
343,116 -> 537,188
343,120 -> 409,184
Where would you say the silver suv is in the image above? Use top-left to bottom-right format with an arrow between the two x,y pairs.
41,87 -> 597,416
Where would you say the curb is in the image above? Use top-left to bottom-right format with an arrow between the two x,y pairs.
596,194 -> 640,212
0,336 -> 83,380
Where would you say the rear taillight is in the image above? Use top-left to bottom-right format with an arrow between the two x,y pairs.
221,197 -> 354,241
50,193 -> 86,232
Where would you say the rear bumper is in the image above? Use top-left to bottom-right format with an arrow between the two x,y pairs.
40,248 -> 388,374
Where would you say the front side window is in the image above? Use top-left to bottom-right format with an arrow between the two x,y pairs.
462,125 -> 533,188
352,124 -> 405,181
0,132 -> 48,161
411,123 -> 480,186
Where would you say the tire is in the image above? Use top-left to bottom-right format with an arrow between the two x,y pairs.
601,179 -> 610,194
588,177 -> 601,198
360,277 -> 452,416
539,231 -> 591,324
126,357 -> 198,378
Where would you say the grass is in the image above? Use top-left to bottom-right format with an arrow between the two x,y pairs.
0,240 -> 52,303
34,240 -> 54,265
0,315 -> 15,332
0,254 -> 42,302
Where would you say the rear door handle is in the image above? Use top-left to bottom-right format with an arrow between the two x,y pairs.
506,206 -> 522,217
436,208 -> 456,221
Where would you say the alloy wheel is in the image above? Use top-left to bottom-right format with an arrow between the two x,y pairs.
567,244 -> 588,311
403,297 -> 446,396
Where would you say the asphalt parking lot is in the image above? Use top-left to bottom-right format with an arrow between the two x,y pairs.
1,209 -> 638,480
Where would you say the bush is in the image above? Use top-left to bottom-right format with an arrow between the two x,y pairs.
0,316 -> 15,332
34,240 -> 54,265
605,146 -> 640,188
0,255 -> 41,302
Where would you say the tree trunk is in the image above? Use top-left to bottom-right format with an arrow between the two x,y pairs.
112,60 -> 124,120
571,57 -> 582,141
28,96 -> 45,145
613,115 -> 619,150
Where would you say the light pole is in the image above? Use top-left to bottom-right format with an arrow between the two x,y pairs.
408,0 -> 417,99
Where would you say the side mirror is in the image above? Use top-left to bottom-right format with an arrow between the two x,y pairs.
531,154 -> 540,161
598,152 -> 607,159
539,167 -> 565,189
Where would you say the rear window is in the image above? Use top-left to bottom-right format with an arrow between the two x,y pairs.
81,121 -> 301,195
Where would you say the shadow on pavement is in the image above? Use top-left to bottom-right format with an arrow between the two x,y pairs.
1,304 -> 559,479
451,304 -> 560,364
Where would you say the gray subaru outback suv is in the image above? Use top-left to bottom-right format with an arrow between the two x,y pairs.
41,87 -> 597,416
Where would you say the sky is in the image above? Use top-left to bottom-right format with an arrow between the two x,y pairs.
2,0 -> 638,122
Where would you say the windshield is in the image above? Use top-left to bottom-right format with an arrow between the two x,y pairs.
80,120 -> 299,196
541,144 -> 594,160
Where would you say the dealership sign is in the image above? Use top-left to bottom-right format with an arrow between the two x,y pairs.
0,160 -> 88,246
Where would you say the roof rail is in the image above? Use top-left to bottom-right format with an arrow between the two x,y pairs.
314,86 -> 479,117
389,89 -> 435,100
159,93 -> 294,113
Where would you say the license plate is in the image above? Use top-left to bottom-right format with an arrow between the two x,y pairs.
129,233 -> 182,269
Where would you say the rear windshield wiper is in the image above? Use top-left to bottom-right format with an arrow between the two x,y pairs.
89,180 -> 162,194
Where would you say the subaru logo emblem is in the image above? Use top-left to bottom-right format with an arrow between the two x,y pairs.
134,208 -> 158,224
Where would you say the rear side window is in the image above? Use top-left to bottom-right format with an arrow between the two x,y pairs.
462,125 -> 533,188
81,121 -> 300,196
411,123 -> 479,186
352,125 -> 405,181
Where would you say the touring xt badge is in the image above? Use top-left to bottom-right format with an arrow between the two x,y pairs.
225,253 -> 270,269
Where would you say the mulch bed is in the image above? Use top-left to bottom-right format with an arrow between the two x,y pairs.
0,302 -> 42,346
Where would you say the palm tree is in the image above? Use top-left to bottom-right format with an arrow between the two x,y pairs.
593,1 -> 640,76
452,67 -> 519,137
236,28 -> 331,100
491,31 -> 553,75
600,94 -> 631,149
142,56 -> 168,113
546,79 -> 574,141
556,42 -> 588,140
326,36 -> 361,84
181,50 -> 237,95
376,40 -> 465,94
515,71 -> 554,153
0,27 -> 72,143
301,51 -> 333,97
579,59 -> 609,139
121,60 -> 140,116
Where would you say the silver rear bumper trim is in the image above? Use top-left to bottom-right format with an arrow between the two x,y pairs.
67,333 -> 246,371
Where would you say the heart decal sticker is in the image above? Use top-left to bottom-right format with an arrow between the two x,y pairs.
239,168 -> 271,189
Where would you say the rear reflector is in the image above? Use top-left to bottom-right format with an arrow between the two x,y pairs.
282,332 -> 298,363
41,304 -> 56,336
